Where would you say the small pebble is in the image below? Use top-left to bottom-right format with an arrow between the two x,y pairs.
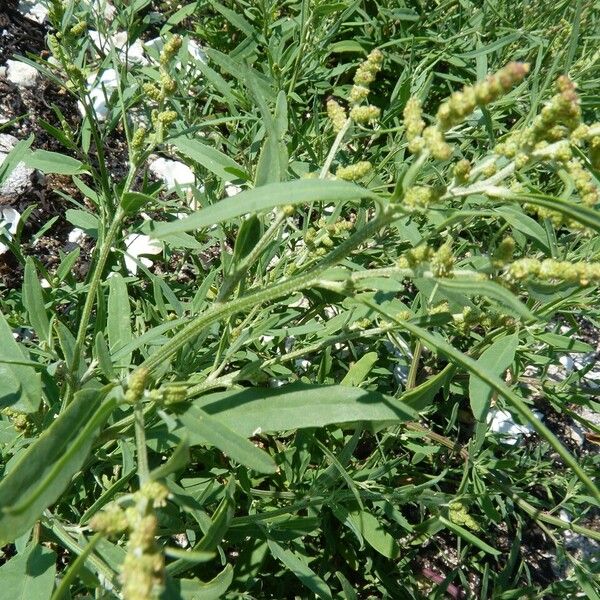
6,60 -> 39,88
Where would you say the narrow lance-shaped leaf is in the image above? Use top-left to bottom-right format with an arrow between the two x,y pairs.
469,334 -> 518,421
151,179 -> 379,237
107,273 -> 132,372
0,309 -> 42,413
0,388 -> 116,544
435,277 -> 535,320
179,407 -> 277,473
172,137 -> 246,181
177,383 -> 415,437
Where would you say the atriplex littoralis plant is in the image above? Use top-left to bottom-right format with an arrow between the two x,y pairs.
1,20 -> 600,599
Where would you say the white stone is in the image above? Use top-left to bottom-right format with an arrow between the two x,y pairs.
0,207 -> 21,254
18,0 -> 48,23
393,364 -> 410,386
0,136 -> 35,195
68,228 -> 87,244
148,157 -> 195,191
78,69 -> 119,121
295,359 -> 311,373
124,234 -> 162,275
88,31 -> 147,65
224,182 -> 242,197
144,37 -> 207,68
6,60 -> 39,88
487,408 -> 543,445
558,354 -> 574,372
88,0 -> 116,21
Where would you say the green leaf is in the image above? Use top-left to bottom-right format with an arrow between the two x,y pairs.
435,277 -> 535,320
0,310 -> 42,413
24,150 -> 85,175
165,564 -> 234,600
513,192 -> 600,233
121,191 -> 155,214
180,383 -> 415,437
179,407 -> 277,473
172,137 -> 246,181
333,505 -> 400,558
150,438 -> 190,480
439,516 -> 500,556
0,388 -> 116,544
107,273 -> 132,371
65,209 -> 99,236
469,334 -> 518,421
268,540 -> 332,600
341,352 -> 378,386
495,206 -> 550,251
0,136 -> 33,185
166,479 -> 235,576
22,258 -> 50,343
0,544 -> 57,600
152,179 -> 379,237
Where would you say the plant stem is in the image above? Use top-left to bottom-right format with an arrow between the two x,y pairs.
320,118 -> 352,179
70,208 -> 125,388
141,209 -> 392,374
134,402 -> 150,486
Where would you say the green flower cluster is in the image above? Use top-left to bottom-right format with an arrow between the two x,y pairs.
405,63 -> 529,160
452,306 -> 511,335
326,99 -> 347,133
305,217 -> 355,255
507,257 -> 600,286
430,242 -> 455,277
448,501 -> 480,531
403,97 -> 426,153
90,482 -> 170,600
124,367 -> 149,404
403,185 -> 445,210
437,62 -> 530,132
143,36 -> 181,103
327,49 -> 383,133
336,161 -> 372,181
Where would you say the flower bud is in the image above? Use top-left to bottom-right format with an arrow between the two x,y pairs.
335,161 -> 372,181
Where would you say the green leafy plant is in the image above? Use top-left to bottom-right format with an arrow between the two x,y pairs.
1,1 -> 599,598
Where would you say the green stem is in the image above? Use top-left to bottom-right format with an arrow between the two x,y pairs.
134,402 -> 150,486
51,533 -> 102,600
216,210 -> 288,302
362,298 -> 600,503
42,512 -> 117,592
70,208 -> 125,385
320,118 -> 352,179
140,210 -> 392,374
